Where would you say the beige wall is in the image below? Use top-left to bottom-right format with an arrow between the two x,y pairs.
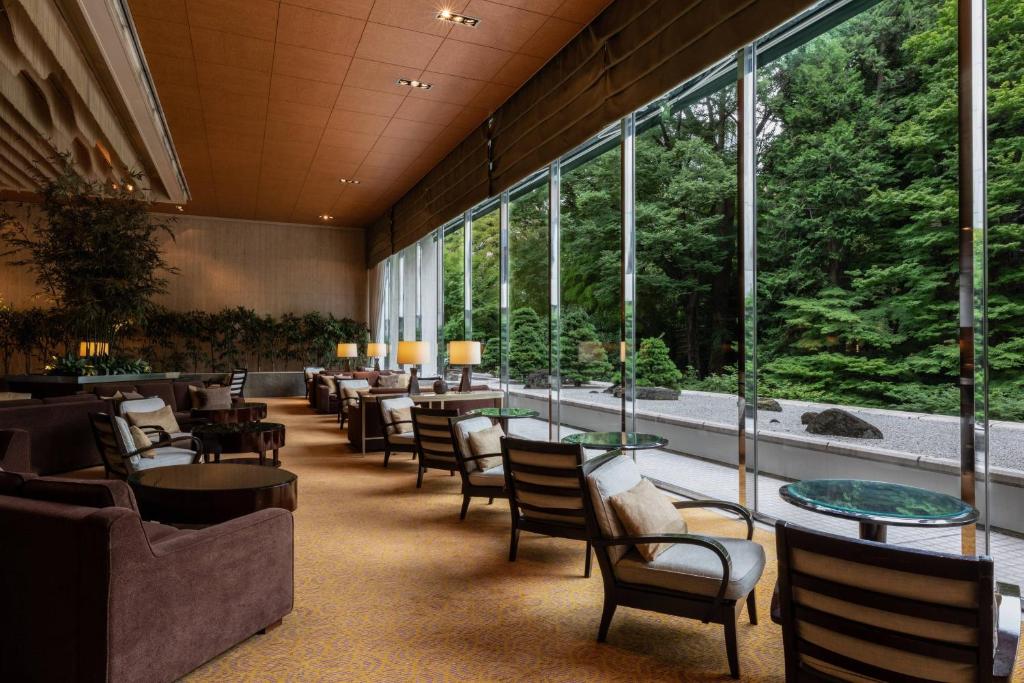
0,212 -> 367,320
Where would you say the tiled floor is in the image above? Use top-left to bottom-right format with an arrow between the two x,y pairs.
507,417 -> 1024,590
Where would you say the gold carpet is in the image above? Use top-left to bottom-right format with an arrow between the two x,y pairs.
177,398 -> 1020,682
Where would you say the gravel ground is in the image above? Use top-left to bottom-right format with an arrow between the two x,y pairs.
498,381 -> 1024,472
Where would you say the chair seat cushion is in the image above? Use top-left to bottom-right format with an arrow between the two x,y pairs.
132,448 -> 196,470
390,431 -> 415,444
613,537 -> 765,600
468,464 -> 504,487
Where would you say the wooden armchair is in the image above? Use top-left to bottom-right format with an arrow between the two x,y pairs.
579,452 -> 764,679
228,368 -> 248,399
410,408 -> 460,489
773,520 -> 1020,682
502,436 -> 591,576
377,396 -> 416,467
89,412 -> 201,479
449,414 -> 507,519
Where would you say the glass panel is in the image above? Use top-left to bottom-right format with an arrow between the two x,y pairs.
634,75 -> 740,500
985,0 -> 1024,584
471,203 -> 500,389
506,173 -> 552,437
754,0 -> 965,553
401,244 -> 417,345
418,233 -> 439,377
558,127 -> 622,438
441,220 -> 464,377
387,254 -> 399,368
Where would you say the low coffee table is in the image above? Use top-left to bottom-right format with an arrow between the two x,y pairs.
128,464 -> 297,525
191,401 -> 268,424
561,431 -> 668,462
192,421 -> 286,467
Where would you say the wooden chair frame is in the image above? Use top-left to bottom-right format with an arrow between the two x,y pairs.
448,413 -> 508,519
228,368 -> 248,399
773,520 -> 1021,683
579,451 -> 758,679
410,407 -> 461,489
376,396 -> 417,467
501,436 -> 591,576
89,412 -> 202,479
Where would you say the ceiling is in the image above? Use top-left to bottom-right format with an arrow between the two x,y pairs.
128,0 -> 613,227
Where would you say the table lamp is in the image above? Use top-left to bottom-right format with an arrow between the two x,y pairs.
79,340 -> 109,357
396,340 -> 430,396
448,340 -> 480,393
366,342 -> 387,371
336,343 -> 358,372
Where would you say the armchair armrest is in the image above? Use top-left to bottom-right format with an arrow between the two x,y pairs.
672,500 -> 754,539
462,452 -> 500,463
600,532 -> 733,603
994,582 -> 1021,681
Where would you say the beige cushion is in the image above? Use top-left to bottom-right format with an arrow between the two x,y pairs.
196,386 -> 232,410
129,426 -> 155,457
390,406 -> 413,434
380,396 -> 414,434
609,479 -> 687,561
467,424 -> 504,471
187,384 -> 203,409
390,431 -> 415,444
585,454 -> 643,563
322,375 -> 338,394
614,537 -> 765,600
453,416 -> 493,469
125,405 -> 180,434
378,373 -> 401,388
100,390 -> 143,402
0,392 -> 31,402
468,463 -> 505,487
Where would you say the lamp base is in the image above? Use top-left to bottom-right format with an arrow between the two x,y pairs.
458,366 -> 473,393
408,366 -> 420,396
373,358 -> 380,371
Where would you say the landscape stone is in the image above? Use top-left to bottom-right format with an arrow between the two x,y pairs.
804,408 -> 883,439
758,397 -> 782,412
523,371 -> 550,389
801,412 -> 817,425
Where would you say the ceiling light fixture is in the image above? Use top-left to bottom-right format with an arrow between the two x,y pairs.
320,214 -> 334,221
436,9 -> 480,26
397,78 -> 432,90
339,178 -> 361,185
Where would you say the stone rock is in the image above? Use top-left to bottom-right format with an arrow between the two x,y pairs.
800,412 -> 818,425
804,408 -> 883,439
602,384 -> 618,394
524,372 -> 550,389
769,418 -> 780,424
758,397 -> 782,412
611,385 -> 680,401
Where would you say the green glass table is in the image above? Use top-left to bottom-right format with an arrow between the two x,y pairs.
560,431 -> 668,461
469,407 -> 540,433
779,479 -> 978,542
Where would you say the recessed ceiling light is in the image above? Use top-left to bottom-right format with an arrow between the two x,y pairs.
397,78 -> 432,90
436,9 -> 480,27
319,214 -> 334,221
339,178 -> 361,185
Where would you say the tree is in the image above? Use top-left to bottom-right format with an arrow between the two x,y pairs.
559,308 -> 612,386
509,307 -> 548,381
636,337 -> 684,390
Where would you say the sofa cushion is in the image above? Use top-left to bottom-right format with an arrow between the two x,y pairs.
585,454 -> 643,563
609,479 -> 687,561
614,538 -> 765,600
467,424 -> 504,471
195,386 -> 232,410
21,477 -> 137,510
126,405 -> 180,434
468,464 -> 504,487
129,426 -> 155,456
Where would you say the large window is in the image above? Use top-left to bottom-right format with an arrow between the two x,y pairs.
471,203 -> 500,380
441,220 -> 464,374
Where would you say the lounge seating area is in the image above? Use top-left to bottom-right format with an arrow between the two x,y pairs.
1,0 -> 1022,680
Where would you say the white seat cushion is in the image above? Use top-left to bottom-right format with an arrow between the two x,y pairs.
130,447 -> 196,470
614,537 -> 765,600
339,379 -> 370,390
390,431 -> 415,444
119,397 -> 167,417
468,464 -> 504,487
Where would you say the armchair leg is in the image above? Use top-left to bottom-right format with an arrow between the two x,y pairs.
460,495 -> 471,520
416,464 -> 424,489
583,542 -> 592,578
746,591 -> 758,625
509,528 -> 520,562
384,445 -> 392,468
488,497 -> 494,504
597,599 -> 616,642
724,613 -> 740,679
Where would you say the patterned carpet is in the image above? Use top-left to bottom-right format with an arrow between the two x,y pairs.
179,397 -> 785,682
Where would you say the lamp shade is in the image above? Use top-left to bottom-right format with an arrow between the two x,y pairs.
397,340 -> 430,365
336,343 -> 358,358
448,340 -> 481,365
79,340 -> 109,357
366,342 -> 387,358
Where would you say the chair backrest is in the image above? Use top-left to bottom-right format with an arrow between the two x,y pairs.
228,368 -> 247,398
119,397 -> 166,418
774,520 -> 994,683
411,408 -> 459,467
337,379 -> 370,408
88,412 -> 132,477
579,452 -> 644,564
379,396 -> 414,435
502,436 -> 585,526
450,415 -> 495,474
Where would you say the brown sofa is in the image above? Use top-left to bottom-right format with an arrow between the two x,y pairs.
346,386 -> 499,448
0,395 -> 114,475
0,475 -> 293,682
0,428 -> 31,472
312,370 -> 396,413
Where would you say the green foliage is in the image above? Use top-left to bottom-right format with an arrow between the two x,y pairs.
45,353 -> 150,377
636,337 -> 684,390
509,307 -> 548,381
480,337 -> 500,375
559,308 -> 613,386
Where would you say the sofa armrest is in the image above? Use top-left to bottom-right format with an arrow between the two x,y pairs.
105,508 -> 294,681
0,428 -> 32,473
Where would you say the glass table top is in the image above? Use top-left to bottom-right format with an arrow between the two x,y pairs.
561,431 -> 668,450
779,479 -> 978,527
469,407 -> 540,419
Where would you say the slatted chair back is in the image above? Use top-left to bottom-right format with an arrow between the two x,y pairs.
89,412 -> 130,478
775,520 -> 998,683
502,436 -> 585,528
410,407 -> 459,470
228,368 -> 247,398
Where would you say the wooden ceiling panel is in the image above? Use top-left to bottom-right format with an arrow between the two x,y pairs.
130,0 -> 613,226
186,0 -> 279,41
277,4 -> 365,56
